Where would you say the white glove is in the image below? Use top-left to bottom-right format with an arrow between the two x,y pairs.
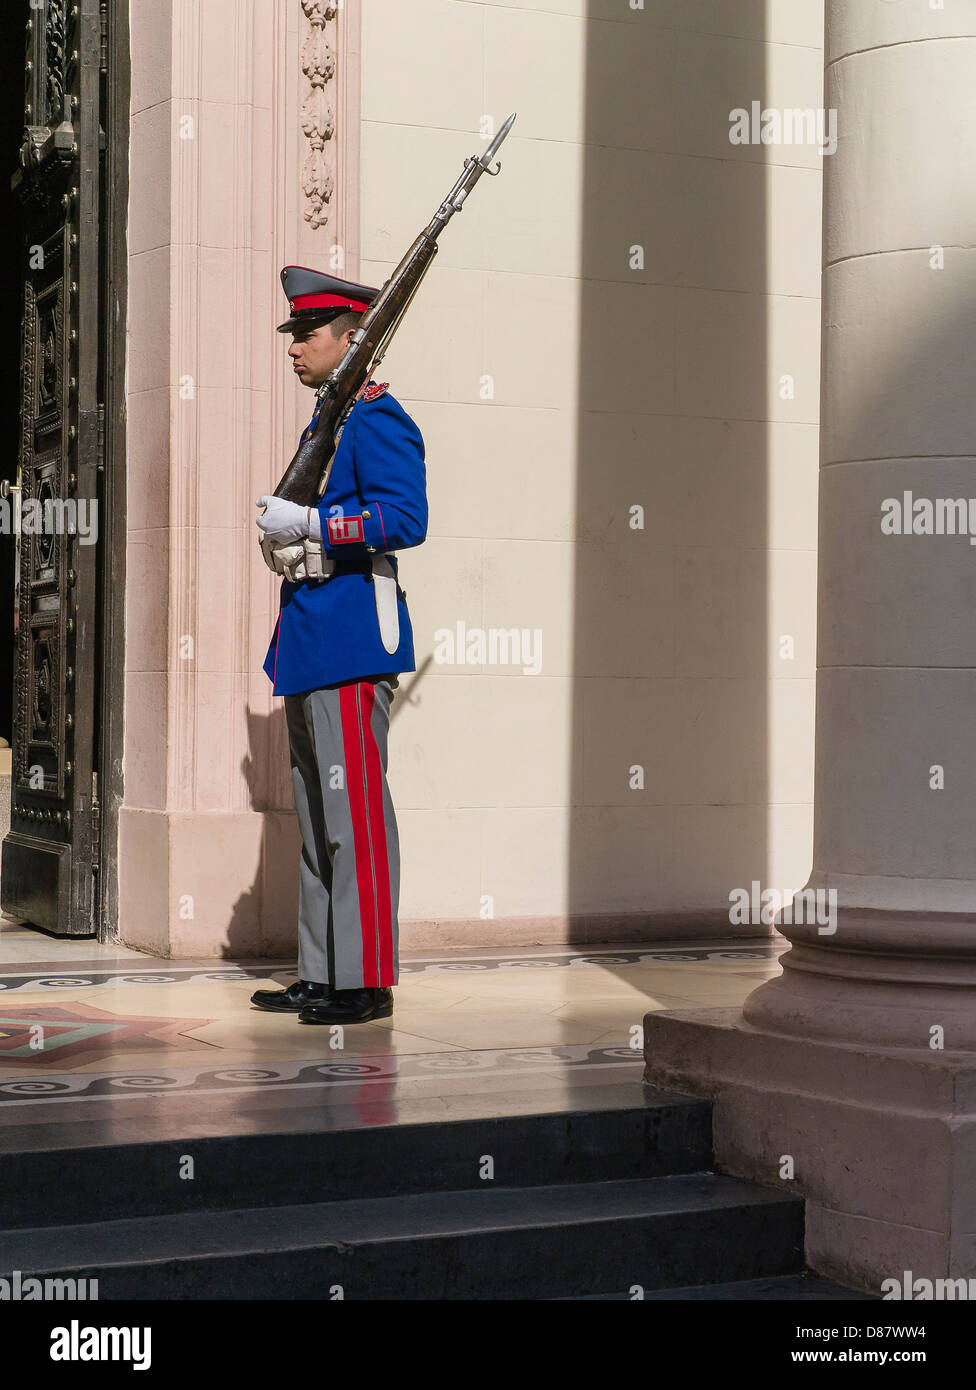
257,532 -> 299,578
258,530 -> 278,574
268,540 -> 308,583
255,495 -> 312,545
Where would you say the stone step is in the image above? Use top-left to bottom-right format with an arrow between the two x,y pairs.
0,1089 -> 712,1229
564,1272 -> 877,1299
0,1172 -> 804,1300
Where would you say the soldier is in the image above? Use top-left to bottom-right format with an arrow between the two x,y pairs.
250,267 -> 427,1024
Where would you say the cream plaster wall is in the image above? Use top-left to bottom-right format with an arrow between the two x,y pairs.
118,0 -> 824,957
356,0 -> 824,941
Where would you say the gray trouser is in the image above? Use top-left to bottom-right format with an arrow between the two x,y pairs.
285,677 -> 400,989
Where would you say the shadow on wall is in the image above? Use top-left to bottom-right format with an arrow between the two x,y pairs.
569,0 -> 772,946
224,704 -> 299,962
222,656 -> 436,962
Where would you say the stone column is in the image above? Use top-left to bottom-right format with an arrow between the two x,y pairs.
644,1 -> 976,1291
118,0 -> 361,958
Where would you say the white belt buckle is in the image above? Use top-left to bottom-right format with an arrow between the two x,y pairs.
304,537 -> 335,582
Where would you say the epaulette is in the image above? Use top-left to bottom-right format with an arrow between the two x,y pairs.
362,381 -> 390,402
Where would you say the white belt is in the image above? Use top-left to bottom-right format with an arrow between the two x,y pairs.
260,535 -> 400,653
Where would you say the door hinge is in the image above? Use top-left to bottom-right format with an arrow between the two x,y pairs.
96,403 -> 105,473
91,770 -> 101,870
99,4 -> 109,74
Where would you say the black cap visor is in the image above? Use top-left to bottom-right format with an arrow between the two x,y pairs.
277,305 -> 365,335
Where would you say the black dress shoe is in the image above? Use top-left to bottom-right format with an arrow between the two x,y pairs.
250,979 -> 333,1012
299,987 -> 393,1024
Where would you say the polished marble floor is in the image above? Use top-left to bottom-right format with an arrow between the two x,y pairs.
0,920 -> 786,1133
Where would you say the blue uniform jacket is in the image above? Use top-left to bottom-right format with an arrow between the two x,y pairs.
263,389 -> 427,695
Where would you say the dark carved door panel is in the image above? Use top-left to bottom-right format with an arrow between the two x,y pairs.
1,0 -> 105,934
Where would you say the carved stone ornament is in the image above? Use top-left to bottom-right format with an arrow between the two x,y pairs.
300,0 -> 339,230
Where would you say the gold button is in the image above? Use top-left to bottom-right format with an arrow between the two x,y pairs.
362,510 -> 371,519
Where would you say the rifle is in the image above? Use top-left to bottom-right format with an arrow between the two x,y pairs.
272,112 -> 517,507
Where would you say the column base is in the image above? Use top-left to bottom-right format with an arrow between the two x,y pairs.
643,1007 -> 976,1295
118,808 -> 301,958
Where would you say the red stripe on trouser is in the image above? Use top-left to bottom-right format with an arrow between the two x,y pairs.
339,683 -> 393,987
359,683 -> 394,984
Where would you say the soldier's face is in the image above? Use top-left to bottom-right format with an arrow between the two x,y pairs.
288,325 -> 354,387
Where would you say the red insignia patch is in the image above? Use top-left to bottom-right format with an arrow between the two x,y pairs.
327,515 -> 365,545
362,381 -> 390,402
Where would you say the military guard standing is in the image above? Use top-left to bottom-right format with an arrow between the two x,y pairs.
250,266 -> 428,1024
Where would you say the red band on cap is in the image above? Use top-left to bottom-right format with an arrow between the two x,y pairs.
292,292 -> 370,313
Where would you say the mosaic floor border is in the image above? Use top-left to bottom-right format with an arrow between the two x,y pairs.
0,1042 -> 643,1106
0,942 -> 784,994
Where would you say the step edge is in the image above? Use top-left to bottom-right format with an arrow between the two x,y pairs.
0,1095 -> 713,1161
0,1177 -> 805,1272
